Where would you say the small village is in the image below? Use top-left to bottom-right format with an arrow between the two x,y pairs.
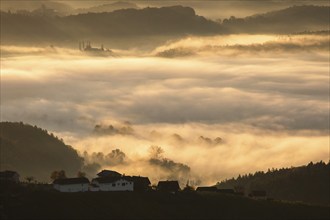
0,170 -> 267,199
79,41 -> 113,54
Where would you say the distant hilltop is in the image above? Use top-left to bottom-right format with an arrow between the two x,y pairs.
1,5 -> 329,46
74,1 -> 139,14
217,161 -> 330,206
0,1 -> 138,15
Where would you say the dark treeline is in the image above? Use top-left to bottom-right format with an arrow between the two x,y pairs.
217,161 -> 330,205
221,5 -> 329,33
1,0 -> 138,15
1,5 -> 329,47
74,1 -> 139,14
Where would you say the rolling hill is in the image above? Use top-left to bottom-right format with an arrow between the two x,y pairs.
1,0 -> 73,15
0,122 -> 84,182
74,1 -> 139,14
0,5 -> 221,47
222,5 -> 330,33
217,161 -> 330,206
1,5 -> 329,47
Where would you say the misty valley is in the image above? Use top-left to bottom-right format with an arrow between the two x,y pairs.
0,1 -> 329,219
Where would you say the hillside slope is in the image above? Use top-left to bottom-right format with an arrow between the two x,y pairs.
1,5 -> 221,46
1,0 -> 73,15
75,1 -> 139,14
217,161 -> 330,205
0,122 -> 83,182
1,5 -> 328,46
222,5 -> 329,33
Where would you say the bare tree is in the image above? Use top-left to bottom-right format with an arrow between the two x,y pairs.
25,176 -> 35,183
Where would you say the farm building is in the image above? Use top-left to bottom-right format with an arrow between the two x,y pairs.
157,181 -> 180,193
53,177 -> 89,192
125,176 -> 151,191
91,176 -> 134,191
196,186 -> 218,192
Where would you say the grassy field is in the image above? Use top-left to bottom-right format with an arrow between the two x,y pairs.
1,187 -> 329,220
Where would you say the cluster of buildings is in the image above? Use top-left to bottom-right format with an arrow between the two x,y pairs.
53,170 -> 180,193
79,41 -> 112,53
0,170 -> 267,199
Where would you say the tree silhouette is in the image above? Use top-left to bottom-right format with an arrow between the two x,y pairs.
25,176 -> 35,183
50,170 -> 67,181
217,161 -> 330,205
77,171 -> 86,178
148,145 -> 164,159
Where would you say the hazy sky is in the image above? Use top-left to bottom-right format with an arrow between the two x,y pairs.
1,34 -> 329,184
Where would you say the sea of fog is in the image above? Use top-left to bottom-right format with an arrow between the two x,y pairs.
1,34 -> 329,185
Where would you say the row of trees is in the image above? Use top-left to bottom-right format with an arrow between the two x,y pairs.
21,170 -> 87,184
217,161 -> 330,205
50,170 -> 86,181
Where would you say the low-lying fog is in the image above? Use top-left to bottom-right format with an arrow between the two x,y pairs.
1,34 -> 329,185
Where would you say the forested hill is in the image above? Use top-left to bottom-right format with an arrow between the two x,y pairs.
74,1 -> 139,14
222,5 -> 329,33
0,122 -> 84,182
1,5 -> 329,46
217,161 -> 330,205
0,5 -> 221,45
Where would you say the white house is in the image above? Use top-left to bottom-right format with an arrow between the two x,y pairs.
89,183 -> 100,192
91,176 -> 134,191
53,177 -> 89,192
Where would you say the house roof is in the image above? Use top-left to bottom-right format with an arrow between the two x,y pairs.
0,170 -> 19,178
92,176 -> 132,184
97,170 -> 122,177
157,180 -> 180,191
53,177 -> 89,185
125,176 -> 151,185
196,186 -> 218,192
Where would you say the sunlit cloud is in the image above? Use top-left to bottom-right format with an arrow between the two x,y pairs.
153,34 -> 330,57
1,34 -> 329,185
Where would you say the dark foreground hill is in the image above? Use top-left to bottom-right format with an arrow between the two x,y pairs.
1,187 -> 329,220
0,122 -> 83,182
217,161 -> 330,206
